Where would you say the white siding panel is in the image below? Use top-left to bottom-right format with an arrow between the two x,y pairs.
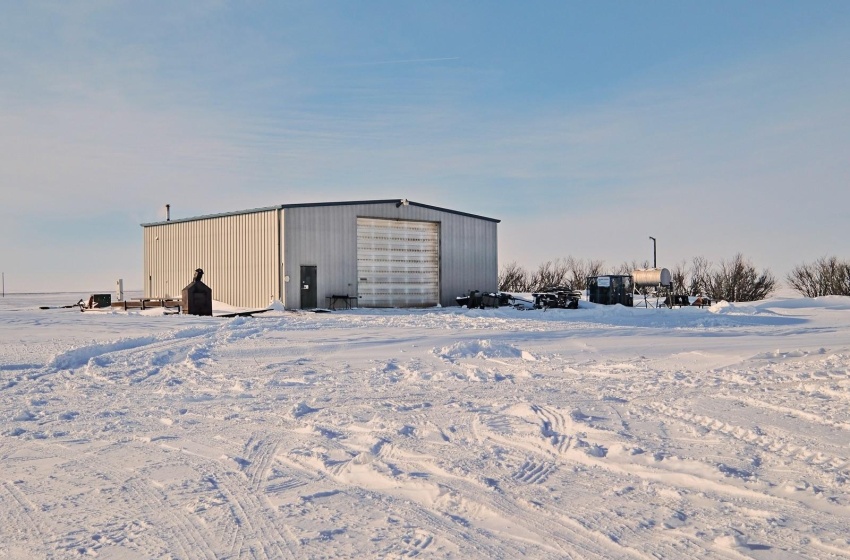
143,209 -> 279,309
356,218 -> 439,307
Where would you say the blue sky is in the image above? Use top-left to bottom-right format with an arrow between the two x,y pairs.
2,1 -> 849,292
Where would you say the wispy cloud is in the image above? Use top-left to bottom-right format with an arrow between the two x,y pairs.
344,57 -> 461,66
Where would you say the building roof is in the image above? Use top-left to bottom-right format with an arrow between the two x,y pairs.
140,199 -> 500,227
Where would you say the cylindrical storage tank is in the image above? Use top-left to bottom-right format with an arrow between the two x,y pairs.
632,268 -> 672,287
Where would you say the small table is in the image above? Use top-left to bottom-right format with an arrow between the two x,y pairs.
326,295 -> 357,310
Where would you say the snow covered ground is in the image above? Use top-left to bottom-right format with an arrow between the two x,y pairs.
1,291 -> 849,559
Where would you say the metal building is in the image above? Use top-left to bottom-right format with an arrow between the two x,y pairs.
142,199 -> 499,309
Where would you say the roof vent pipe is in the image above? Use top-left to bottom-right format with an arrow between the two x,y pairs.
166,204 -> 171,221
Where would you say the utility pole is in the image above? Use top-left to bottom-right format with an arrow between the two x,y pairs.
649,237 -> 657,269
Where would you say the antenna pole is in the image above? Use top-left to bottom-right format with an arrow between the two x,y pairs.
649,237 -> 657,269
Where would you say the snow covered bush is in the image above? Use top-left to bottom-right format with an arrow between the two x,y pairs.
787,256 -> 850,297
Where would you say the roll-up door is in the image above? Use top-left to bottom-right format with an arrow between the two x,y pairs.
357,218 -> 439,307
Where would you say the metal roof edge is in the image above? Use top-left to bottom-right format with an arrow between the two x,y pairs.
280,199 -> 499,222
140,205 -> 283,227
141,199 -> 499,226
406,201 -> 500,223
280,199 -> 400,210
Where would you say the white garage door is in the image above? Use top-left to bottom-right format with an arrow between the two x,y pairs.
357,217 -> 440,307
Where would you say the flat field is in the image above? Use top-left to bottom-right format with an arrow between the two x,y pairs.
1,293 -> 849,559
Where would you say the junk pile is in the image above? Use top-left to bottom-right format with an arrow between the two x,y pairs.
531,286 -> 582,310
40,294 -> 110,311
664,294 -> 713,308
38,299 -> 87,311
456,290 -> 534,310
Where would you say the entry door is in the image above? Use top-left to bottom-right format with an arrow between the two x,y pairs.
300,266 -> 317,309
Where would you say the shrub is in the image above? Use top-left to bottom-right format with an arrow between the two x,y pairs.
498,261 -> 531,292
529,259 -> 570,291
498,258 -> 606,292
671,260 -> 688,295
565,257 -> 604,291
687,256 -> 712,296
614,260 -> 650,276
705,253 -> 776,302
787,257 -> 850,297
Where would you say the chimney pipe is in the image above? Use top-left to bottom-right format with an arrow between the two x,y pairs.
166,204 -> 171,221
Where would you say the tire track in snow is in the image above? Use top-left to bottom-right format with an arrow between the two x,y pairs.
718,393 -> 850,432
547,500 -> 713,560
122,475 -> 213,559
512,459 -> 556,485
86,455 -> 221,560
636,400 -> 850,551
473,404 -> 577,459
214,470 -> 292,559
320,420 -> 650,559
241,433 -> 279,493
471,408 -> 693,559
531,404 -> 575,454
59,439 -> 225,559
397,528 -> 435,557
426,455 -> 657,560
471,402 -> 770,558
0,481 -> 52,556
280,442 -> 516,558
49,452 -> 217,559
197,455 -> 296,559
461,489 -> 587,558
644,402 -> 850,481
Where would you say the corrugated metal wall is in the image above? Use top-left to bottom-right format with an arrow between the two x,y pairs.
283,203 -> 497,308
356,218 -> 440,307
143,209 -> 280,309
